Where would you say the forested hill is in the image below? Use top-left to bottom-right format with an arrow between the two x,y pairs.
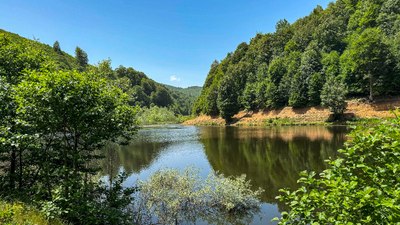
193,0 -> 400,121
0,29 -> 196,115
164,85 -> 202,101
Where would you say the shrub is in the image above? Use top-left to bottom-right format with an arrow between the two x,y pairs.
275,117 -> 400,224
137,106 -> 179,125
133,168 -> 263,225
0,201 -> 65,225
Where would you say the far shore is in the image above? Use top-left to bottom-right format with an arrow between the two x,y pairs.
183,97 -> 400,127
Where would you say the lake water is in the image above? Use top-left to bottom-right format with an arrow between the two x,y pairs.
101,125 -> 348,224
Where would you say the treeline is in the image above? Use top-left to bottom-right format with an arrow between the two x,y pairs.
0,29 -> 198,116
193,0 -> 400,121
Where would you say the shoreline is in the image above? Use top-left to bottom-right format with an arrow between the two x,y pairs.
183,98 -> 400,127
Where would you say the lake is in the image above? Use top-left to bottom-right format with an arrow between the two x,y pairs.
101,125 -> 348,224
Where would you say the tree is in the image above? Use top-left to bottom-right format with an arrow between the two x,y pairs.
307,72 -> 324,106
341,28 -> 393,101
151,87 -> 173,107
131,85 -> 150,107
321,76 -> 347,119
267,57 -> 288,107
217,75 -> 240,123
94,59 -> 115,79
347,0 -> 381,31
289,70 -> 309,108
53,41 -> 62,54
75,47 -> 88,71
377,0 -> 400,36
321,51 -> 340,78
0,37 -> 45,193
204,84 -> 219,116
240,82 -> 257,111
13,70 -> 138,222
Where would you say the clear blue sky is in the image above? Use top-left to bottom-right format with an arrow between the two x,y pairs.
1,0 -> 331,87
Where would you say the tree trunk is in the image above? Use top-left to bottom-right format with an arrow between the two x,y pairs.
10,147 -> 16,190
369,73 -> 374,102
19,149 -> 22,190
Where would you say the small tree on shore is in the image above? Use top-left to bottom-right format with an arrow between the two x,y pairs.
320,76 -> 347,119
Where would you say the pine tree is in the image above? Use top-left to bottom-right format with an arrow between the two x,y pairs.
75,46 -> 88,71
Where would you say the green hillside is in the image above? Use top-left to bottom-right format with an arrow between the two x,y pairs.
193,0 -> 400,121
0,29 -> 197,115
164,85 -> 202,99
0,29 -> 78,70
164,85 -> 202,112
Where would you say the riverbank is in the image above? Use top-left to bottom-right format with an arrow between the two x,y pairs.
183,97 -> 400,126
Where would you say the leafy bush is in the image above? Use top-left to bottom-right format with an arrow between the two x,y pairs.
39,173 -> 135,225
0,201 -> 65,225
321,76 -> 347,119
137,106 -> 179,125
133,168 -> 263,225
275,117 -> 400,224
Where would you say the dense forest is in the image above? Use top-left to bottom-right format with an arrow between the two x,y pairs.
193,0 -> 400,121
0,29 -> 199,116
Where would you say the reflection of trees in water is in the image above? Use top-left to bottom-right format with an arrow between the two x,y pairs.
100,141 -> 168,178
200,126 -> 348,210
99,125 -> 348,213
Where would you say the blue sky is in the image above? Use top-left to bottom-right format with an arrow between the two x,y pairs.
1,0 -> 331,87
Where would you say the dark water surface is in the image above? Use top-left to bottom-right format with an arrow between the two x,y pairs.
101,125 -> 348,224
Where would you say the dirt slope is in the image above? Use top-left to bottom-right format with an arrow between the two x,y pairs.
184,97 -> 400,126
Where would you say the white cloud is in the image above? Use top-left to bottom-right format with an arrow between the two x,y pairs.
170,75 -> 181,82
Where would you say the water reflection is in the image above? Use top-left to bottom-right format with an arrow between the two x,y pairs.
100,125 -> 348,224
198,126 -> 347,209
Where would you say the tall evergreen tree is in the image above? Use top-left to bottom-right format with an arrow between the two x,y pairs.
75,46 -> 88,71
53,40 -> 62,54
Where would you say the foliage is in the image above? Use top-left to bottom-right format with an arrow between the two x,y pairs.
53,41 -> 62,54
275,117 -> 400,224
321,76 -> 348,118
0,30 -> 196,115
193,0 -> 400,118
217,75 -> 240,122
240,82 -> 258,111
1,68 -> 139,224
137,106 -> 179,125
340,28 -> 394,100
41,173 -> 136,225
75,46 -> 88,71
133,168 -> 263,225
0,200 -> 66,225
0,29 -> 78,70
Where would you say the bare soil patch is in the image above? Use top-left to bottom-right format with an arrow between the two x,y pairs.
183,97 -> 400,126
